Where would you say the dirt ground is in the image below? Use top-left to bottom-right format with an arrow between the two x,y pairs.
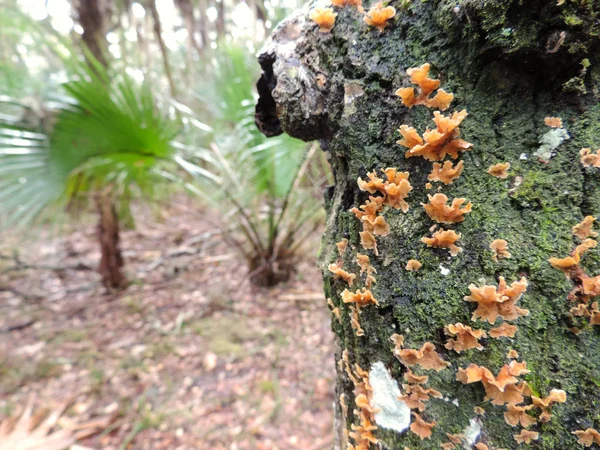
0,199 -> 335,450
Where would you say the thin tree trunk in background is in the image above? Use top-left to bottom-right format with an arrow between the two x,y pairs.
148,0 -> 177,97
215,0 -> 225,39
198,0 -> 210,49
96,193 -> 125,290
75,0 -> 109,66
256,1 -> 600,448
176,0 -> 204,57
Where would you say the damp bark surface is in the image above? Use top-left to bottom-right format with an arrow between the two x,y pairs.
256,1 -> 600,448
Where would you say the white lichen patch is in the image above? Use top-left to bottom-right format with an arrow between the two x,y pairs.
534,127 -> 570,161
369,361 -> 411,433
463,417 -> 482,448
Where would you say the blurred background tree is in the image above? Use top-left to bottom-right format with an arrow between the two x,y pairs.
0,0 -> 328,289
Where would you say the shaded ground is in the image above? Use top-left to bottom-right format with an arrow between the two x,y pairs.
0,199 -> 334,449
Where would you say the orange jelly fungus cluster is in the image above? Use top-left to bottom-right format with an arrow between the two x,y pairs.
549,217 -> 600,326
422,193 -> 472,224
444,323 -> 486,353
490,239 -> 511,262
544,117 -> 563,128
363,1 -> 396,31
580,148 -> 600,168
487,162 -> 511,179
464,276 -> 529,324
395,63 -> 454,111
573,428 -> 600,447
352,168 -> 413,255
342,350 -> 379,450
428,160 -> 464,185
398,111 -> 472,161
357,168 -> 413,212
421,229 -> 462,256
309,7 -> 337,32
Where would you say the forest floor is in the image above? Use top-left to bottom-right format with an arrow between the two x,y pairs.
0,198 -> 335,450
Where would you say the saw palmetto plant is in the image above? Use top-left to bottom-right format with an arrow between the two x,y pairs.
174,45 -> 330,286
0,54 -> 183,289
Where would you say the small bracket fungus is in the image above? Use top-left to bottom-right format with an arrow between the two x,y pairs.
328,262 -> 357,286
487,162 -> 511,179
490,239 -> 511,262
573,428 -> 600,447
531,389 -> 567,422
404,368 -> 428,385
331,0 -> 363,8
506,349 -> 519,359
428,160 -> 464,185
399,384 -> 442,411
504,404 -> 537,428
489,322 -> 518,339
581,148 -> 600,167
573,216 -> 598,239
360,230 -> 379,255
396,342 -> 451,371
399,110 -> 472,161
309,7 -> 337,32
327,298 -> 342,321
349,305 -> 365,336
464,276 -> 529,324
395,63 -> 454,111
363,2 -> 396,32
405,259 -> 422,271
410,412 -> 436,439
444,323 -> 486,352
422,193 -> 472,224
514,429 -> 539,444
544,116 -> 563,128
421,229 -> 462,256
337,238 -> 349,255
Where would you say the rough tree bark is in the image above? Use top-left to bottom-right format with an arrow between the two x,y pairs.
256,1 -> 600,448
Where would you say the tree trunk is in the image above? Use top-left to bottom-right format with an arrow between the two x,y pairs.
148,0 -> 178,97
96,193 -> 125,290
215,0 -> 226,39
256,1 -> 600,448
75,0 -> 110,66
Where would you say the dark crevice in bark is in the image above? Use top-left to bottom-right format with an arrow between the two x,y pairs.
255,52 -> 282,137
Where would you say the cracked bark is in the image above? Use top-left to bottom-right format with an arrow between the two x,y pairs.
256,1 -> 600,448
